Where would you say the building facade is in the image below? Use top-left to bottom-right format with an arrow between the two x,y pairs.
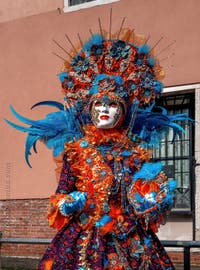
0,0 -> 200,266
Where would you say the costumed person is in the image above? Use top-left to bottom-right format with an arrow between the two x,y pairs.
6,24 -> 190,269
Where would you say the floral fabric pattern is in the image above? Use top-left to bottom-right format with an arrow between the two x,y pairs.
37,128 -> 175,270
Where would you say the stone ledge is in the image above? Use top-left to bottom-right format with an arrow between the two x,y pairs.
1,256 -> 40,270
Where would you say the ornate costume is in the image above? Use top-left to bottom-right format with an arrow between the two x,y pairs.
6,27 -> 190,269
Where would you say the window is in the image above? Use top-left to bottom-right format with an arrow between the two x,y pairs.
69,0 -> 96,6
152,92 -> 195,213
64,0 -> 120,12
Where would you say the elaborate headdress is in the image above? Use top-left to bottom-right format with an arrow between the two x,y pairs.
5,19 -> 188,167
58,29 -> 164,110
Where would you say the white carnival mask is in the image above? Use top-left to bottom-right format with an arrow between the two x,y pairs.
90,97 -> 123,129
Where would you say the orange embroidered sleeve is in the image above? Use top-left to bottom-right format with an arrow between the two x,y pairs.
47,194 -> 70,230
47,154 -> 76,230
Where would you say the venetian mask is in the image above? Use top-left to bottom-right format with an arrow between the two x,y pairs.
90,96 -> 124,129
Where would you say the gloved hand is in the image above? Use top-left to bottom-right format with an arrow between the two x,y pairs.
58,191 -> 87,216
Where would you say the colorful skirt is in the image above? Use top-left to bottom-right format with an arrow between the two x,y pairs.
37,219 -> 175,270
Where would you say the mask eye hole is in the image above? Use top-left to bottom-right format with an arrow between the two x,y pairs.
109,102 -> 118,108
94,101 -> 102,107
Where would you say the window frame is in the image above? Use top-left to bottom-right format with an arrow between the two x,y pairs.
157,83 -> 200,216
63,0 -> 120,13
152,92 -> 195,214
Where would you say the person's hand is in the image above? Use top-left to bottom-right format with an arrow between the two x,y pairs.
58,191 -> 87,216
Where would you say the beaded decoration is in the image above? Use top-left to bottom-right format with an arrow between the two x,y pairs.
59,30 -> 164,109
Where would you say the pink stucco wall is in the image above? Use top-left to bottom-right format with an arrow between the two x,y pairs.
1,0 -> 200,199
0,0 -> 63,23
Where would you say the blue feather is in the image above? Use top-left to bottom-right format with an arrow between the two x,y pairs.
4,119 -> 36,133
9,105 -> 56,129
32,141 -> 37,153
31,101 -> 64,111
82,34 -> 103,52
168,179 -> 177,192
155,106 -> 168,115
153,81 -> 163,94
58,72 -> 68,82
169,122 -> 185,133
25,135 -> 41,167
138,44 -> 150,54
5,105 -> 84,167
148,57 -> 156,67
130,104 -> 192,147
133,162 -> 163,181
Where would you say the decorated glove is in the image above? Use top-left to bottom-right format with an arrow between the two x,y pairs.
128,162 -> 177,216
58,191 -> 87,216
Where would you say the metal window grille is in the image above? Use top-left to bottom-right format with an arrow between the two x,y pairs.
69,0 -> 96,6
64,0 -> 120,12
152,93 -> 195,213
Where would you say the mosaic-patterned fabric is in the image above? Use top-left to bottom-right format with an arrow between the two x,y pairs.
37,132 -> 175,270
